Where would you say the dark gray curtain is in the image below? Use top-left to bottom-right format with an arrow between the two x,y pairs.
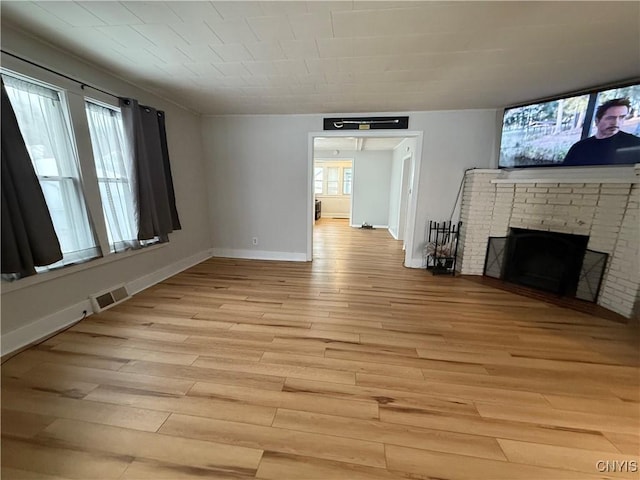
1,80 -> 62,277
157,111 -> 181,232
119,98 -> 181,241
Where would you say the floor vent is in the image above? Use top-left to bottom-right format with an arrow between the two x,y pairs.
90,285 -> 130,313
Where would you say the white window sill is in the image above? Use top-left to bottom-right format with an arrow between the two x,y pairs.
1,242 -> 168,295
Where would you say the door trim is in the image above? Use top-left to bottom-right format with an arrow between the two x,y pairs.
307,130 -> 424,267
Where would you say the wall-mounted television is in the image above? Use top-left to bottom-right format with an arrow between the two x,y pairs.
499,81 -> 640,168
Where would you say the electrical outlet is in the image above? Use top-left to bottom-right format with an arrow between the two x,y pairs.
252,237 -> 258,246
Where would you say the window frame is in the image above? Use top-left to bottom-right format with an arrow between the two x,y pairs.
314,159 -> 353,197
84,98 -> 140,252
2,70 -> 102,269
0,53 -> 165,292
314,166 -> 323,194
326,166 -> 340,195
343,167 -> 352,195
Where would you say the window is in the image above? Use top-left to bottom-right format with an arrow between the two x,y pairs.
85,101 -> 137,252
314,161 -> 352,196
2,74 -> 99,269
327,167 -> 339,195
2,61 -> 167,281
314,167 -> 323,194
343,168 -> 352,195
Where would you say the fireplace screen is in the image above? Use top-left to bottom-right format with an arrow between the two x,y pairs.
483,233 -> 607,304
575,249 -> 608,303
484,237 -> 507,279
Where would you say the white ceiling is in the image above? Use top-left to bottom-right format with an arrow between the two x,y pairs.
1,1 -> 639,115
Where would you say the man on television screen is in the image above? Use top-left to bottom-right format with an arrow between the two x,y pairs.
563,97 -> 640,166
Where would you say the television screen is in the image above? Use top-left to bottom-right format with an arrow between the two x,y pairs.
499,83 -> 640,168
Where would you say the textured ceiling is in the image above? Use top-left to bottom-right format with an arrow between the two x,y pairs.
1,1 -> 639,115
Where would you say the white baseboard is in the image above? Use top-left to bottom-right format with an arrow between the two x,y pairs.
1,248 -> 214,357
406,257 -> 424,268
127,249 -> 213,295
212,248 -> 307,262
1,299 -> 93,357
388,227 -> 399,240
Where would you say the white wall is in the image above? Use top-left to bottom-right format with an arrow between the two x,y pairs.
202,110 -> 496,266
410,110 -> 496,265
350,151 -> 392,227
1,26 -> 213,352
388,146 -> 404,237
315,196 -> 350,219
315,150 -> 392,226
202,114 -> 317,261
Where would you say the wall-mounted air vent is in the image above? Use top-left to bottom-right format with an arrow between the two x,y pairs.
90,285 -> 130,313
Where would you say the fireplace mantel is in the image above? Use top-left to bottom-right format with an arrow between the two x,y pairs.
491,178 -> 639,184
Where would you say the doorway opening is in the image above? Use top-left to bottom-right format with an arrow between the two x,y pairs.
308,131 -> 424,267
313,158 -> 353,223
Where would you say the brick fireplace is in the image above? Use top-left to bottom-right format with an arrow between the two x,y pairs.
457,167 -> 639,320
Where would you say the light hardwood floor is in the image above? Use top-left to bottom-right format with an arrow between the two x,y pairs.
2,218 -> 639,479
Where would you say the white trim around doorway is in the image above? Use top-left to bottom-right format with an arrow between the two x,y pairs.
307,130 -> 424,267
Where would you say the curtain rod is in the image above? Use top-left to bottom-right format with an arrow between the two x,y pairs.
1,49 -> 120,100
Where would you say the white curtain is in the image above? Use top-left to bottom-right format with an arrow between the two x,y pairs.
2,79 -> 63,278
2,74 -> 99,269
85,101 -> 137,252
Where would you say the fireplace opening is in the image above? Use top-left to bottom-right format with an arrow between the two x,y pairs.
503,228 -> 589,296
484,232 -> 608,303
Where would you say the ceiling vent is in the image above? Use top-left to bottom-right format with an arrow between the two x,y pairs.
90,285 -> 130,313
